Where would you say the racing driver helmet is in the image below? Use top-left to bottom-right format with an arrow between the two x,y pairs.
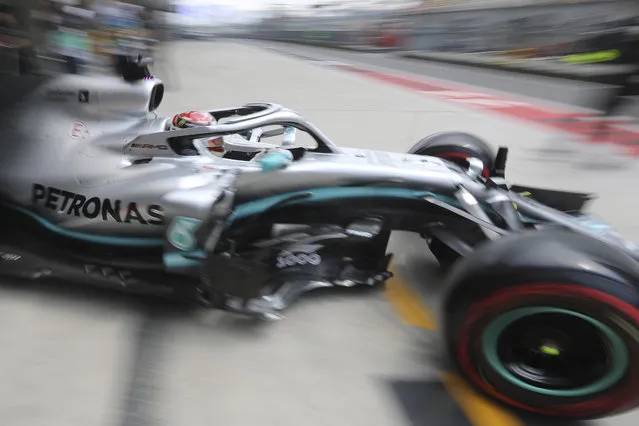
170,110 -> 215,129
170,110 -> 225,156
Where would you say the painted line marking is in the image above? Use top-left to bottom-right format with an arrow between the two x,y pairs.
331,64 -> 639,156
440,372 -> 524,426
385,266 -> 528,426
385,267 -> 436,330
265,50 -> 639,156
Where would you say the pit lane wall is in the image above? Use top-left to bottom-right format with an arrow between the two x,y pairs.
246,0 -> 638,81
244,9 -> 402,52
243,30 -> 368,49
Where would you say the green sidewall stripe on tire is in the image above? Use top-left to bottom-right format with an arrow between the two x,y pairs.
481,306 -> 629,397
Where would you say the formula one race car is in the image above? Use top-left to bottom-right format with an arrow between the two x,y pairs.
2,57 -> 639,420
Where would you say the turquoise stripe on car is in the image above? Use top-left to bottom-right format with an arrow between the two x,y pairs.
229,187 -> 446,223
229,186 -> 533,225
5,204 -> 165,247
163,251 -> 206,268
6,185 -> 520,253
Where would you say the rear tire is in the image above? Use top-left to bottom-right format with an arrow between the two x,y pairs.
444,230 -> 639,419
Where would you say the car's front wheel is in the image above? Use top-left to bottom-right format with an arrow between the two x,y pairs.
444,230 -> 639,419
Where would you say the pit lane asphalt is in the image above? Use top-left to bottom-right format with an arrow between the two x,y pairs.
243,40 -> 639,119
0,40 -> 637,426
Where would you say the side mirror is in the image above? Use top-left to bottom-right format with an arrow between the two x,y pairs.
492,146 -> 508,179
466,157 -> 484,179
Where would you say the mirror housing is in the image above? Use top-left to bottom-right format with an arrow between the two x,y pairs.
466,157 -> 484,179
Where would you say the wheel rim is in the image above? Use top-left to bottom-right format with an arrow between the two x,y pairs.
481,307 -> 629,397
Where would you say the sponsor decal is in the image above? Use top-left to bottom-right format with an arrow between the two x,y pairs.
276,243 -> 323,268
32,184 -> 164,225
0,251 -> 21,262
78,90 -> 89,103
276,250 -> 322,268
167,216 -> 202,251
70,121 -> 90,140
45,89 -> 91,103
130,143 -> 169,151
45,89 -> 74,101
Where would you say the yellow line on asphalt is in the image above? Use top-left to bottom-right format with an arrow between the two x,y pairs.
384,267 -> 436,330
385,265 -> 524,426
440,373 -> 524,426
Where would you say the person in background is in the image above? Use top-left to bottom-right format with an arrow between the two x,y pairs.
53,0 -> 95,74
34,0 -> 62,65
